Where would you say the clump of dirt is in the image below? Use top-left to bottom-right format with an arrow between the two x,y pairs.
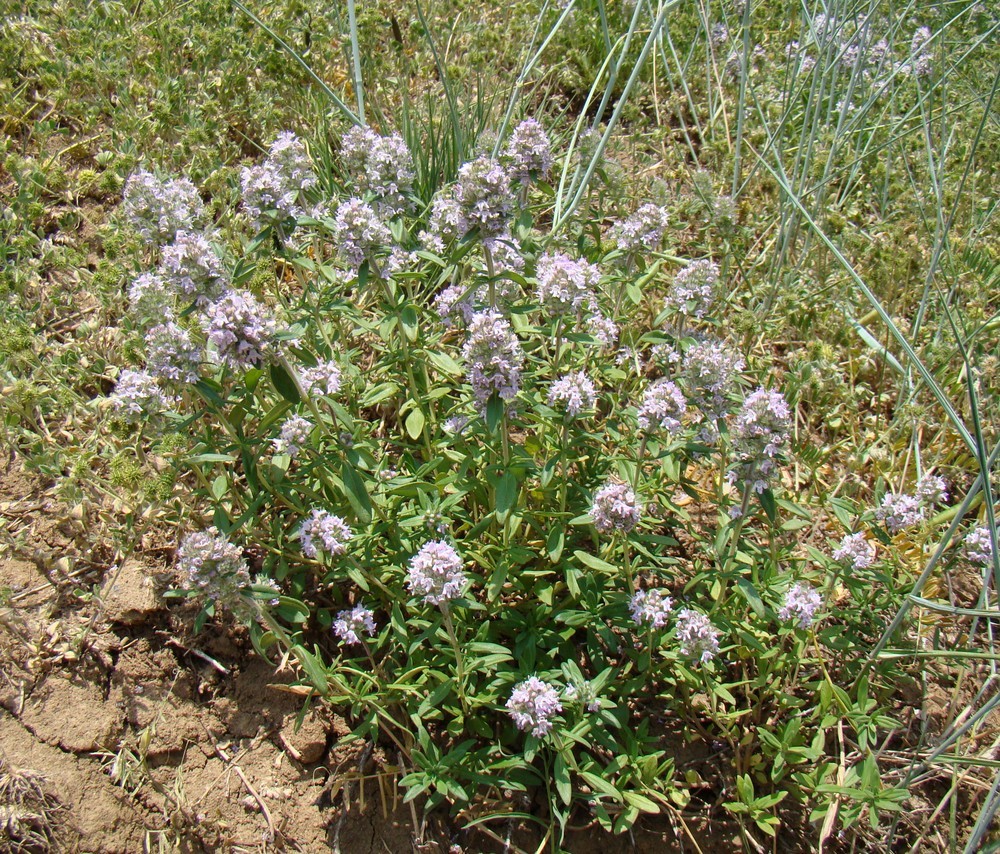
100,560 -> 161,626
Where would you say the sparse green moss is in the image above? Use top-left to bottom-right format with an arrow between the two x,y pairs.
76,168 -> 100,195
98,170 -> 123,195
44,166 -> 70,194
90,259 -> 126,302
109,454 -> 145,490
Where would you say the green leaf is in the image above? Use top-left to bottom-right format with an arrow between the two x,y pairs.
468,642 -> 513,657
468,716 -> 493,739
487,562 -> 508,602
830,498 -> 857,531
554,754 -> 572,806
194,602 -> 213,634
850,319 -> 904,376
623,791 -> 661,814
400,772 -> 431,801
275,596 -> 309,624
194,379 -> 226,407
546,525 -> 565,562
341,462 -> 373,524
405,407 -> 425,440
755,815 -> 780,837
613,805 -> 640,834
428,350 -> 463,377
249,625 -> 278,658
565,567 -> 580,598
579,771 -> 623,802
712,682 -> 737,704
267,454 -> 290,483
400,305 -> 419,341
418,681 -> 454,719
495,471 -> 516,519
210,475 -> 228,500
212,506 -> 230,531
348,565 -> 370,592
536,581 -> 554,606
485,394 -> 504,432
574,550 -> 617,573
291,644 -> 329,695
189,452 -> 237,464
759,488 -> 777,524
270,362 -> 301,403
259,400 -> 293,432
555,610 -> 591,627
231,258 -> 258,286
736,578 -> 766,619
360,382 -> 401,407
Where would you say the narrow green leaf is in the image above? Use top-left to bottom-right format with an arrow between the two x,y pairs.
736,578 -> 766,619
212,506 -> 230,531
275,596 -> 309,624
757,154 -> 976,454
574,550 -> 617,573
487,562 -> 507,602
623,791 -> 661,814
231,0 -> 360,125
190,453 -> 237,464
486,394 -> 504,432
554,754 -> 572,806
495,471 -> 517,518
359,382 -> 401,407
291,644 -> 329,695
546,525 -> 565,562
579,771 -> 623,801
759,488 -> 777,524
849,319 -> 904,376
341,461 -> 373,524
194,379 -> 226,407
830,498 -> 858,531
348,565 -> 370,592
400,305 -> 419,341
193,602 -> 213,634
428,350 -> 463,377
259,400 -> 293,432
418,680 -> 454,718
712,682 -> 737,704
